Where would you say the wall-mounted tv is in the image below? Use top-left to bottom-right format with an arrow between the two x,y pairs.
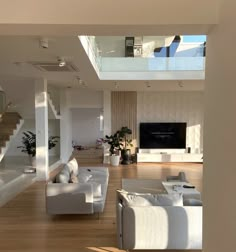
140,122 -> 187,149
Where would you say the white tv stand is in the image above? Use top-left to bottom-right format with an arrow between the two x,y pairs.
137,150 -> 203,163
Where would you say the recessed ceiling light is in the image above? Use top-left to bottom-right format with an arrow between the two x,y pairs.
114,81 -> 119,89
178,80 -> 183,87
145,81 -> 151,88
58,57 -> 66,67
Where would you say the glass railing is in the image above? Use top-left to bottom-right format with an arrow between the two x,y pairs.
79,36 -> 205,80
79,36 -> 101,75
100,57 -> 205,72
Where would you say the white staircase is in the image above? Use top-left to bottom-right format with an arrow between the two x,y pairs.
47,93 -> 61,119
0,112 -> 24,162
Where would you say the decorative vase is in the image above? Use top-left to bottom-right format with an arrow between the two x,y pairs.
110,155 -> 120,166
121,149 -> 131,165
28,155 -> 36,168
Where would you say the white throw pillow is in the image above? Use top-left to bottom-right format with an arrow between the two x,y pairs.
65,158 -> 79,176
70,171 -> 79,183
117,190 -> 183,207
78,173 -> 92,183
117,190 -> 153,207
55,166 -> 70,183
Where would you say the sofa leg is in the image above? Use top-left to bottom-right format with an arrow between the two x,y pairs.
97,212 -> 100,220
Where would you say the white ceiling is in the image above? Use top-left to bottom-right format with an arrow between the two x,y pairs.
0,35 -> 204,91
0,0 -> 219,92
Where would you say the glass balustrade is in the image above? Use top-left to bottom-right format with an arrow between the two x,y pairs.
79,35 -> 206,80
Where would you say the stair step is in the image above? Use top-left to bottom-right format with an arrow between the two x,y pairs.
0,129 -> 14,134
0,140 -> 6,147
0,125 -> 17,131
0,135 -> 10,141
0,118 -> 20,123
2,112 -> 21,117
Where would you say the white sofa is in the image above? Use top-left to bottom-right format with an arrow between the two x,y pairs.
46,158 -> 109,214
116,191 -> 202,250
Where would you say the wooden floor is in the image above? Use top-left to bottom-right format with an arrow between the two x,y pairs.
0,162 -> 203,252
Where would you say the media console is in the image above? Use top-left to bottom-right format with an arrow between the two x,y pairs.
137,153 -> 203,163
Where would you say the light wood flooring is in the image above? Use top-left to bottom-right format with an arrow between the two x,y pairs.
0,162 -> 203,252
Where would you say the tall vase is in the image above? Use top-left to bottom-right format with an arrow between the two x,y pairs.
121,149 -> 131,165
28,155 -> 36,168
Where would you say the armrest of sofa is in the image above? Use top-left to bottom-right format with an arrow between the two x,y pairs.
46,183 -> 94,214
121,206 -> 202,250
116,191 -> 123,249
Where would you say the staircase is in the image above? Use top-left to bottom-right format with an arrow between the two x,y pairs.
0,112 -> 24,162
47,93 -> 61,119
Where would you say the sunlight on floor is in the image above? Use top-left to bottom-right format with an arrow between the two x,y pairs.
87,247 -> 124,252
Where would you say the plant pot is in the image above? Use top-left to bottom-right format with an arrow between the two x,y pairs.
121,149 -> 131,165
28,155 -> 36,168
110,155 -> 120,166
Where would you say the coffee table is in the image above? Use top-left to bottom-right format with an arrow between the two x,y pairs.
122,178 -> 201,200
122,178 -> 166,194
162,181 -> 201,200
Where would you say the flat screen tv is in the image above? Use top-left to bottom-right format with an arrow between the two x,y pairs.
140,122 -> 187,149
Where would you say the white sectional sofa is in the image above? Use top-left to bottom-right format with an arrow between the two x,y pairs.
46,158 -> 109,214
116,190 -> 202,250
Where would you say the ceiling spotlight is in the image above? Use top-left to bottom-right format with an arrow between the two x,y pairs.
39,37 -> 48,49
114,81 -> 119,89
145,81 -> 151,88
58,57 -> 66,67
178,80 -> 183,87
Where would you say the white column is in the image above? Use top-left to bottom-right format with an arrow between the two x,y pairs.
60,89 -> 72,163
204,1 -> 236,251
35,79 -> 49,181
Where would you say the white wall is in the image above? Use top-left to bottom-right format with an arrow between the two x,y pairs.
204,1 -> 236,251
71,108 -> 103,146
68,88 -> 103,108
60,89 -> 72,163
1,80 -> 35,119
5,119 -> 60,156
137,91 -> 203,153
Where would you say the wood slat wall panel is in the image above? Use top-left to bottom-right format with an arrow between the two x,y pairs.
111,92 -> 137,145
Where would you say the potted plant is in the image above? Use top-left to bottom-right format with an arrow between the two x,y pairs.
119,126 -> 133,165
17,131 -> 60,167
105,131 -> 122,166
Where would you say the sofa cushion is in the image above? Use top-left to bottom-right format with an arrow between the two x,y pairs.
91,182 -> 102,197
66,158 -> 79,176
151,193 -> 183,206
70,171 -> 79,183
78,173 -> 92,183
183,198 -> 203,206
118,190 -> 183,207
55,165 -> 70,183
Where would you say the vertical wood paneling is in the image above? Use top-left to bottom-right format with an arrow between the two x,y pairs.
111,92 -> 137,145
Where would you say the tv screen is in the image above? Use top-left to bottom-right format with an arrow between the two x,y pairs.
140,122 -> 186,149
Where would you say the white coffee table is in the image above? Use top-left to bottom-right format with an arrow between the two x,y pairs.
122,178 -> 166,194
122,178 -> 201,200
162,181 -> 201,200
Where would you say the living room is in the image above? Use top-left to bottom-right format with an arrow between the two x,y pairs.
0,1 -> 235,252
